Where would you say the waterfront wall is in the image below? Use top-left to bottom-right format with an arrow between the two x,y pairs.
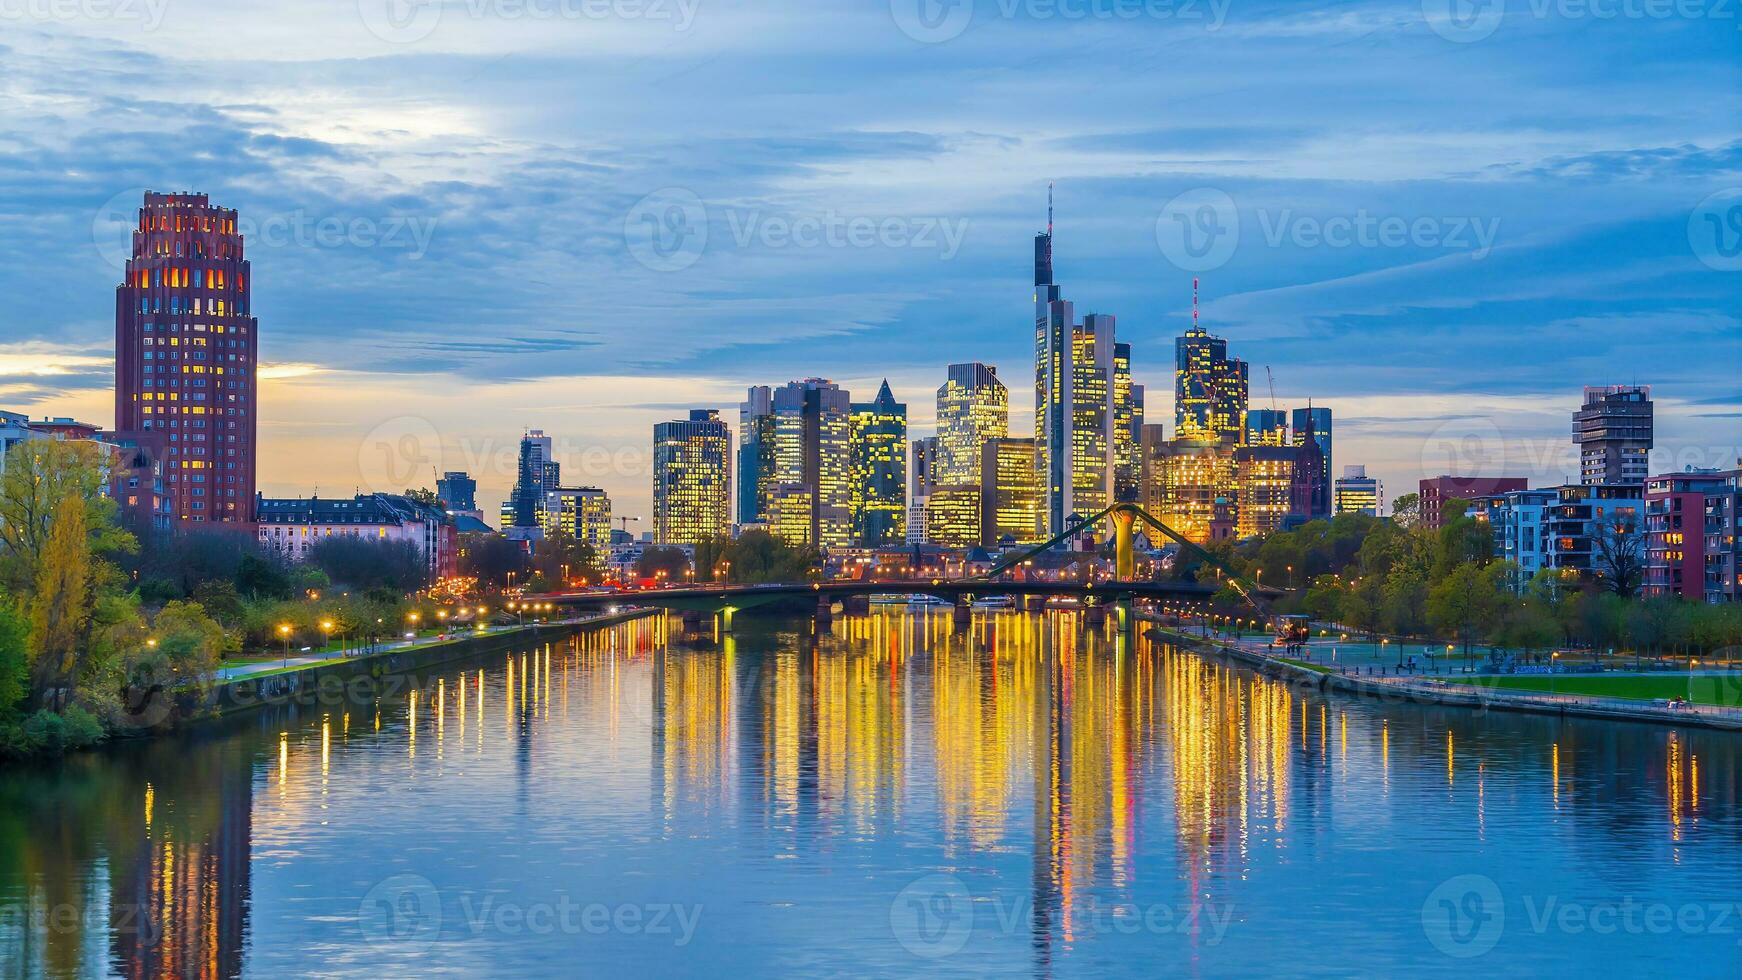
1145,621 -> 1742,734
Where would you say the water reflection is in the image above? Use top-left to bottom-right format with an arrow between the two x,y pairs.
3,611 -> 1741,977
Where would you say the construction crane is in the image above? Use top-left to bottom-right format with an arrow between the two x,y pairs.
1266,366 -> 1279,412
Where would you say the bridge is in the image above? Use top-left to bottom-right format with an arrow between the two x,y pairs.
539,504 -> 1283,633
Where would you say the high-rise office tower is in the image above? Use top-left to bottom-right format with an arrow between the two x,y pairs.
912,435 -> 941,499
1235,444 -> 1297,538
1575,385 -> 1653,485
980,437 -> 1040,545
1292,405 -> 1332,478
1033,190 -> 1117,535
1174,280 -> 1247,444
437,471 -> 476,512
1139,422 -> 1168,516
850,381 -> 907,546
509,430 -> 558,528
653,409 -> 731,545
936,363 -> 1007,486
1112,343 -> 1145,503
540,486 -> 611,549
767,379 -> 853,549
1334,464 -> 1382,516
738,386 -> 773,524
1246,409 -> 1289,447
114,191 -> 258,524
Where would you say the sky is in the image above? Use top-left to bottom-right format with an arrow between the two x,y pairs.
1,0 -> 1739,522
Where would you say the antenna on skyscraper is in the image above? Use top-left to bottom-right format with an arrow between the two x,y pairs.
1192,277 -> 1200,331
1047,181 -> 1054,237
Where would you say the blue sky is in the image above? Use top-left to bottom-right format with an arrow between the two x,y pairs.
1,0 -> 1738,519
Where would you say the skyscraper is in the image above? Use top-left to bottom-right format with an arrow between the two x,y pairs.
1174,280 -> 1247,444
1033,191 -> 1117,535
981,437 -> 1040,545
1246,409 -> 1289,447
912,435 -> 941,500
936,363 -> 1007,486
1112,343 -> 1145,503
114,191 -> 258,524
850,381 -> 907,546
437,471 -> 476,512
1292,405 -> 1332,478
767,379 -> 853,549
653,409 -> 731,545
541,486 -> 611,550
509,430 -> 558,528
738,386 -> 773,524
1575,385 -> 1653,485
1235,444 -> 1296,538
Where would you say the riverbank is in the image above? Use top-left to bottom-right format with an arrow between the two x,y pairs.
1144,618 -> 1742,733
123,607 -> 660,732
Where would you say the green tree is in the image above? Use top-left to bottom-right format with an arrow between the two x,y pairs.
139,601 -> 229,685
1390,492 -> 1420,529
27,494 -> 94,709
1427,561 -> 1506,656
0,597 -> 27,718
0,439 -> 133,595
636,546 -> 691,582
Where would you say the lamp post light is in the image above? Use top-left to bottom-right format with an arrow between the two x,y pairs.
278,624 -> 292,669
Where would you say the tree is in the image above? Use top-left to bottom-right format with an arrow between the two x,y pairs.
636,546 -> 691,582
1589,511 -> 1645,599
0,439 -> 132,596
27,494 -> 94,709
191,579 -> 246,630
1390,492 -> 1420,529
1426,561 -> 1506,657
460,534 -> 528,588
0,598 -> 26,718
695,531 -> 817,584
530,532 -> 603,586
304,536 -> 427,592
404,487 -> 442,508
138,600 -> 228,686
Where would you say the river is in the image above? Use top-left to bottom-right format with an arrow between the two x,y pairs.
2,610 -> 1739,977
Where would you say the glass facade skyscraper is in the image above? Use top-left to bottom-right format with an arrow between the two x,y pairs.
850,381 -> 907,546
936,362 -> 1007,487
738,386 -> 773,525
1113,342 -> 1144,503
768,379 -> 853,549
654,409 -> 731,545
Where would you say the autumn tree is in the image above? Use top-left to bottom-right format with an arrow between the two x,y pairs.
27,494 -> 94,710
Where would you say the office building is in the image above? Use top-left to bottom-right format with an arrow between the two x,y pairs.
1235,444 -> 1296,539
113,192 -> 258,524
981,437 -> 1041,546
1575,385 -> 1653,486
850,381 -> 907,547
1246,409 -> 1289,447
912,435 -> 942,499
766,379 -> 853,549
738,386 -> 773,524
1113,342 -> 1145,503
924,483 -> 981,549
1033,194 -> 1117,536
936,363 -> 1007,486
1152,435 -> 1237,545
437,471 -> 477,513
508,430 -> 559,529
541,486 -> 612,550
1333,465 -> 1383,516
653,409 -> 732,545
1174,281 -> 1247,444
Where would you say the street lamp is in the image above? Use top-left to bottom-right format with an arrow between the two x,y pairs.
278,623 -> 292,669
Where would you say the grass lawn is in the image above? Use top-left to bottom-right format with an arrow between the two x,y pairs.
1278,657 -> 1332,674
1447,673 -> 1742,707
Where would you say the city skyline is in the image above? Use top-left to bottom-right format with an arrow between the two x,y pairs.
4,6 -> 1739,524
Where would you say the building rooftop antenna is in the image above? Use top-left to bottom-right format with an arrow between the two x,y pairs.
1047,181 -> 1054,237
1192,277 -> 1200,331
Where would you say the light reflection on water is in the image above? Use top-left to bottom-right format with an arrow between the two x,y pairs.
2,610 -> 1740,978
